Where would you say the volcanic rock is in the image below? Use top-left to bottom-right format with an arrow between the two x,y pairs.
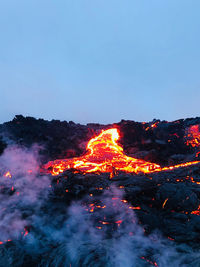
1,115 -> 200,265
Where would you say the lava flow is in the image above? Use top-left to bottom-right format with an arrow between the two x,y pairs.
43,128 -> 200,176
185,124 -> 200,148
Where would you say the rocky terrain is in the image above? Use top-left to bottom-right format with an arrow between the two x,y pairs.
1,115 -> 200,266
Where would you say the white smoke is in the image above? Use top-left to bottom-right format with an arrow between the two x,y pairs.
45,186 -> 197,267
0,146 -> 199,266
0,145 -> 51,242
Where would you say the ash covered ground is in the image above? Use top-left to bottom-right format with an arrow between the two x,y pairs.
1,115 -> 200,266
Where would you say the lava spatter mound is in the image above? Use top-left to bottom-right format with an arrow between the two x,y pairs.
42,128 -> 161,175
43,128 -> 200,176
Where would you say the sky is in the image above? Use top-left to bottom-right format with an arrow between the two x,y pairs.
0,0 -> 200,124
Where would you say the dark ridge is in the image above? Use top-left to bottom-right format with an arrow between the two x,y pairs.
0,115 -> 199,165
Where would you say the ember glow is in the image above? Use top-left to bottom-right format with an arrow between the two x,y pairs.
185,125 -> 200,157
3,171 -> 12,178
43,128 -> 200,176
185,125 -> 200,148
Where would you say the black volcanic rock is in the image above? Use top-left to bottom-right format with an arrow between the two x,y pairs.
156,183 -> 199,212
1,116 -> 200,265
0,115 -> 199,166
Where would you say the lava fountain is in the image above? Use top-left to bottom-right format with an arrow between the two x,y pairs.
43,128 -> 200,176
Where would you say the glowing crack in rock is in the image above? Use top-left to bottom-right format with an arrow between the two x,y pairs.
43,128 -> 200,176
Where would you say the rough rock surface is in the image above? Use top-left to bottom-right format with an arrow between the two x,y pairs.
1,115 -> 200,266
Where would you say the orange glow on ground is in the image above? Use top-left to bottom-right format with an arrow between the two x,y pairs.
185,125 -> 200,148
43,128 -> 200,176
3,171 -> 12,178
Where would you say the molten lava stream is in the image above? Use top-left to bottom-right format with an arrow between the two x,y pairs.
42,128 -> 200,176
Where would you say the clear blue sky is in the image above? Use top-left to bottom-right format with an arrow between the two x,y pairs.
0,0 -> 200,124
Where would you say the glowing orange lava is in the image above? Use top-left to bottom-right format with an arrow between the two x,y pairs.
3,171 -> 12,178
43,128 -> 200,176
185,125 -> 200,148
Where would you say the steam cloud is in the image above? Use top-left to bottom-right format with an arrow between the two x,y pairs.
0,145 -> 199,266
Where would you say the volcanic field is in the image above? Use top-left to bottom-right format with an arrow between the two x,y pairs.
1,115 -> 200,266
